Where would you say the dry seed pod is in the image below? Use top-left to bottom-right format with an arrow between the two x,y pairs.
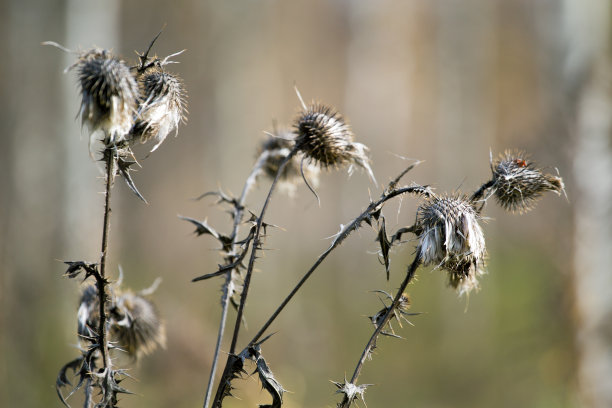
110,291 -> 166,358
416,194 -> 486,295
73,49 -> 138,146
293,103 -> 375,182
131,64 -> 187,152
491,150 -> 564,213
257,131 -> 320,195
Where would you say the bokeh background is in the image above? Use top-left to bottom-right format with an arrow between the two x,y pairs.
1,0 -> 610,407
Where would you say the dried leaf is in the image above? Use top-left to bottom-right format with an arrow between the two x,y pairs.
116,155 -> 148,203
375,216 -> 392,280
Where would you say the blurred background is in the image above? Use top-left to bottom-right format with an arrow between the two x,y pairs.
1,0 -> 610,407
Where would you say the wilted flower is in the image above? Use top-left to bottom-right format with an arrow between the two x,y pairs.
490,150 -> 564,213
72,49 -> 138,146
256,130 -> 320,195
110,291 -> 166,358
416,194 -> 486,295
76,283 -> 166,359
131,63 -> 187,152
293,103 -> 375,182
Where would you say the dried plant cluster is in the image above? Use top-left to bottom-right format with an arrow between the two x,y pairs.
180,91 -> 565,408
50,33 -> 565,408
51,33 -> 186,408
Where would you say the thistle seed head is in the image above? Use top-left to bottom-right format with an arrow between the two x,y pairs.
131,64 -> 187,152
491,150 -> 565,213
293,104 -> 375,182
257,131 -> 320,195
110,291 -> 166,358
73,49 -> 138,145
416,194 -> 486,295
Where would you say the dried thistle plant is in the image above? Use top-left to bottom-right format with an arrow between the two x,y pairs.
415,194 -> 486,296
71,49 -> 139,148
51,32 -> 184,408
489,150 -> 565,213
293,93 -> 375,183
184,118 -> 564,407
130,54 -> 187,152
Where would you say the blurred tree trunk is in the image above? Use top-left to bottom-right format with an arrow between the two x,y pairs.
565,1 -> 612,407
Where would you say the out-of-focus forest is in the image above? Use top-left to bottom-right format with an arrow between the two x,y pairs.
1,0 -> 611,407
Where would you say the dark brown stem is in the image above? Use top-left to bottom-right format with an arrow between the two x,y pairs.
228,148 -> 298,354
203,152 -> 269,408
211,149 -> 297,408
347,254 -> 422,389
250,184 -> 429,345
97,148 -> 114,369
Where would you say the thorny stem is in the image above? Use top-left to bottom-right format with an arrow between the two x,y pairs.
470,179 -> 495,213
203,152 -> 270,408
346,255 -> 422,394
211,148 -> 297,408
250,183 -> 429,345
228,148 -> 298,354
97,148 -> 115,371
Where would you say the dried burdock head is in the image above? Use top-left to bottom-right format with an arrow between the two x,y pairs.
416,194 -> 486,295
131,62 -> 187,152
293,94 -> 375,183
257,130 -> 320,195
110,290 -> 166,359
490,150 -> 565,213
71,48 -> 138,146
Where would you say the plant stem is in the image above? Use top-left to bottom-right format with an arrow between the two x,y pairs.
250,184 -> 429,345
228,148 -> 297,354
347,254 -> 421,388
97,148 -> 114,369
203,152 -> 269,408
211,149 -> 297,408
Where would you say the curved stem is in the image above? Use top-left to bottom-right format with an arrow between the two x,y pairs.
203,152 -> 269,408
98,148 -> 114,369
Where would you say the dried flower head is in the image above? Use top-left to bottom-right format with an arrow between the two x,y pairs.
491,150 -> 565,213
257,130 -> 320,195
77,284 -> 100,339
76,282 -> 165,359
416,194 -> 486,295
293,103 -> 375,182
72,49 -> 138,145
110,291 -> 166,358
131,64 -> 187,152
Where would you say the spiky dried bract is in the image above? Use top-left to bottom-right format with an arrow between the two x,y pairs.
110,291 -> 166,358
131,65 -> 187,152
491,150 -> 564,213
76,284 -> 165,359
294,104 -> 375,181
416,195 -> 486,295
73,49 -> 138,145
257,132 -> 320,195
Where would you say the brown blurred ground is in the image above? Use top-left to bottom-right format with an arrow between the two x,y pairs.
0,1 -> 605,407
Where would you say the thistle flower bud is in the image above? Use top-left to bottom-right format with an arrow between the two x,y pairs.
131,64 -> 187,152
293,104 -> 375,182
110,291 -> 166,358
72,49 -> 138,145
416,195 -> 486,295
257,131 -> 320,195
491,150 -> 565,213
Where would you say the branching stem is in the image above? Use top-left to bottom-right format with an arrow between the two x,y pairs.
203,152 -> 270,408
250,184 -> 429,345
